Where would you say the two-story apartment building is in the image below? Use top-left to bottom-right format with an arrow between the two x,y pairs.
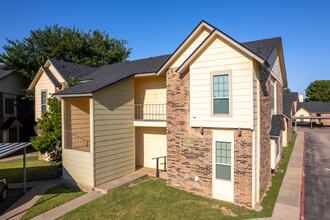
31,21 -> 288,208
0,70 -> 25,143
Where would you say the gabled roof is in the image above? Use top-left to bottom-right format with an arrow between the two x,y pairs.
0,70 -> 15,80
53,54 -> 171,97
42,67 -> 62,87
297,102 -> 330,113
270,115 -> 284,137
1,117 -> 23,129
48,59 -> 96,81
283,92 -> 298,118
241,37 -> 281,62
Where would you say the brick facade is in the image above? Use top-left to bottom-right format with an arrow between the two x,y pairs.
166,68 -> 213,198
259,67 -> 272,199
166,68 -> 254,207
234,129 -> 253,207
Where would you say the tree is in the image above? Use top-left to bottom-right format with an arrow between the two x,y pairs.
31,78 -> 81,164
283,88 -> 291,93
30,98 -> 62,164
305,80 -> 330,102
0,24 -> 132,83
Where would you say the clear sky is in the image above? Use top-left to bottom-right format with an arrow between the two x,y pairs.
0,0 -> 329,95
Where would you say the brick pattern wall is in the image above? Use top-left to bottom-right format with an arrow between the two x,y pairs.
259,67 -> 272,199
166,68 -> 213,198
276,82 -> 283,115
234,129 -> 253,207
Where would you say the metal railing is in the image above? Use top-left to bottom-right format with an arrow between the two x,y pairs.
65,130 -> 90,152
152,156 -> 167,178
135,104 -> 166,121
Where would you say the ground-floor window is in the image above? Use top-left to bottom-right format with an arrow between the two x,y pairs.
9,127 -> 18,142
215,141 -> 231,180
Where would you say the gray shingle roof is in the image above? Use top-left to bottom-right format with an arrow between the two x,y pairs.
42,67 -> 62,87
297,102 -> 330,113
54,54 -> 171,96
53,37 -> 281,97
48,59 -> 96,81
0,70 -> 14,80
283,92 -> 298,118
241,37 -> 281,62
270,115 -> 284,137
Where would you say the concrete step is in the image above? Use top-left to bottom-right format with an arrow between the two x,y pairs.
94,171 -> 147,194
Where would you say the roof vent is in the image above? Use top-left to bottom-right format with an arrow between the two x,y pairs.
256,47 -> 261,53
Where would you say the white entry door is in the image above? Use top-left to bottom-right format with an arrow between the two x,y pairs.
213,130 -> 234,202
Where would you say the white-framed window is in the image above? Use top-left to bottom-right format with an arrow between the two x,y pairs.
5,98 -> 15,114
9,127 -> 18,142
41,91 -> 47,114
213,74 -> 230,114
215,141 -> 231,180
270,79 -> 275,115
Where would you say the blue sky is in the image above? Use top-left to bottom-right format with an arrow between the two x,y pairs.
0,0 -> 329,95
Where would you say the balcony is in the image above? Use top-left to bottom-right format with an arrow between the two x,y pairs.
65,130 -> 90,152
134,104 -> 166,121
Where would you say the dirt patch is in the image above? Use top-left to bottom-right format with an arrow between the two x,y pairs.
221,207 -> 238,217
128,178 -> 149,187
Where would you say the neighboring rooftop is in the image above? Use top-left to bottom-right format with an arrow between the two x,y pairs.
270,115 -> 284,137
54,54 -> 171,96
49,59 -> 96,81
283,92 -> 298,118
0,69 -> 15,80
297,102 -> 330,113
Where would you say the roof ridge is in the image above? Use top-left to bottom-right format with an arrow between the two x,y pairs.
241,37 -> 281,44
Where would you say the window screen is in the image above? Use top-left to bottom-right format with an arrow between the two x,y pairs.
215,141 -> 231,180
213,74 -> 229,114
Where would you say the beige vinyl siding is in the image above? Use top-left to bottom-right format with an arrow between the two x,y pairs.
190,37 -> 254,129
63,148 -> 94,187
35,71 -> 56,119
134,76 -> 166,105
135,127 -> 167,169
252,62 -> 258,205
267,48 -> 283,86
93,78 -> 135,186
296,108 -> 310,122
48,63 -> 66,83
171,28 -> 211,68
0,72 -> 24,95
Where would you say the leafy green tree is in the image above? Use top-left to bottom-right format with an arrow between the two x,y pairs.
31,78 -> 81,164
283,88 -> 291,93
0,24 -> 132,83
31,98 -> 62,164
305,80 -> 330,102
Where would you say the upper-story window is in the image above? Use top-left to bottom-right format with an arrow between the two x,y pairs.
41,91 -> 47,114
213,74 -> 230,114
270,79 -> 275,115
5,98 -> 15,114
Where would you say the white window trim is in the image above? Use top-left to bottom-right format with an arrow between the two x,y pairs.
270,78 -> 275,116
41,90 -> 47,114
211,71 -> 232,117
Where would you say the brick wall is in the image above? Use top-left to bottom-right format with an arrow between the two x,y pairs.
166,68 -> 213,198
234,129 -> 253,207
276,82 -> 283,115
259,67 -> 272,199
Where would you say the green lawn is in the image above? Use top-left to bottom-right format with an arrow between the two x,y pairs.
21,185 -> 85,220
0,156 -> 60,183
58,133 -> 297,220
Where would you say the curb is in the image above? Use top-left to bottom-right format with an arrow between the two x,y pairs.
300,132 -> 306,220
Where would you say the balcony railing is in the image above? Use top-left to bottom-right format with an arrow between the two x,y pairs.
134,104 -> 166,121
65,130 -> 90,152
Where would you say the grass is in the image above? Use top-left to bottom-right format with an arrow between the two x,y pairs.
58,133 -> 298,220
0,156 -> 60,183
21,185 -> 85,220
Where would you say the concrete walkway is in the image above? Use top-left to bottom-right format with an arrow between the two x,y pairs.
0,179 -> 61,220
30,171 -> 147,220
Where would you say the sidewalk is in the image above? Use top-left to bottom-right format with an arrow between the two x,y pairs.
1,179 -> 61,220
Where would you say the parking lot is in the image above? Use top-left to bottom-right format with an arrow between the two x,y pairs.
303,128 -> 330,219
